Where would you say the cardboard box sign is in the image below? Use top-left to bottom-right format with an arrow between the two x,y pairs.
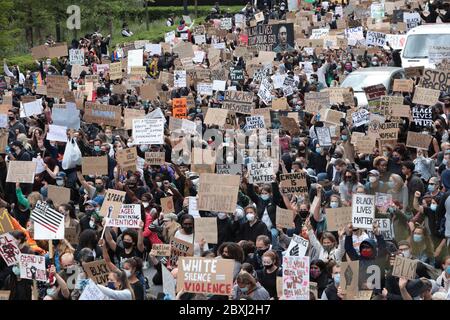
145,152 -> 165,165
325,207 -> 353,231
116,147 -> 137,172
170,238 -> 194,267
84,102 -> 122,127
276,207 -> 294,229
392,79 -> 414,92
99,189 -> 126,218
176,257 -> 235,296
47,185 -> 71,207
81,156 -> 108,176
82,260 -> 111,286
150,244 -> 172,257
194,217 -> 218,244
197,174 -> 240,214
392,256 -> 418,280
406,131 -> 433,150
0,209 -> 14,234
6,161 -> 37,183
279,172 -> 308,195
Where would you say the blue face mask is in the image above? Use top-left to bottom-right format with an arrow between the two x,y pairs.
430,203 -> 437,211
240,287 -> 248,293
330,202 -> 339,209
387,181 -> 395,189
261,194 -> 270,201
341,135 -> 348,141
333,274 -> 340,286
107,281 -> 116,290
428,184 -> 435,193
12,265 -> 20,276
388,207 -> 396,214
316,147 -> 322,154
94,146 -> 101,152
413,234 -> 423,243
446,266 -> 450,275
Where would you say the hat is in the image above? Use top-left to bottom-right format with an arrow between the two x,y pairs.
91,210 -> 103,223
10,141 -> 22,148
163,213 -> 178,222
368,169 -> 380,176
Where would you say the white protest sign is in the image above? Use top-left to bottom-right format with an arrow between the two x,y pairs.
385,34 -> 406,50
52,104 -> 80,130
0,233 -> 21,266
106,204 -> 141,229
248,162 -> 274,184
188,196 -> 200,218
165,31 -> 176,43
193,51 -> 205,63
145,43 -> 162,56
258,78 -> 273,105
79,279 -> 109,300
366,31 -> 386,47
213,80 -> 226,92
162,264 -> 176,297
428,45 -> 450,65
194,34 -> 206,45
352,109 -> 370,127
213,42 -> 226,50
197,82 -> 213,96
403,12 -> 421,31
19,253 -> 46,281
352,194 -> 375,230
282,256 -> 309,300
245,115 -> 265,130
310,28 -> 330,39
285,234 -> 309,258
132,118 -> 165,145
174,70 -> 187,88
315,126 -> 332,147
46,124 -> 67,142
23,99 -> 43,117
69,49 -> 85,65
127,49 -> 143,74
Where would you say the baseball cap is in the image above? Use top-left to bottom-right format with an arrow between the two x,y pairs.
368,169 -> 380,176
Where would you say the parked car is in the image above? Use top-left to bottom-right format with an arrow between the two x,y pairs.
340,67 -> 405,107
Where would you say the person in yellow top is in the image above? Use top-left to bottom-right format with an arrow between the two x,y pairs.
148,54 -> 159,79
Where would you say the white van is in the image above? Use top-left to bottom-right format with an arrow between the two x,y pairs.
401,24 -> 450,69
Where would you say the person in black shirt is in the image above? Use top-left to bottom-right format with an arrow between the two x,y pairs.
256,250 -> 280,299
104,223 -> 145,267
122,257 -> 145,300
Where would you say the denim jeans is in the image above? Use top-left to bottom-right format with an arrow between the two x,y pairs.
271,228 -> 279,250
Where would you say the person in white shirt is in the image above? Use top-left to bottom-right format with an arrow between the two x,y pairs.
98,270 -> 134,300
174,214 -> 208,257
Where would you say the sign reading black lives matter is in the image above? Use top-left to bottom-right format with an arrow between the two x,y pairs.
247,23 -> 295,52
412,106 -> 433,127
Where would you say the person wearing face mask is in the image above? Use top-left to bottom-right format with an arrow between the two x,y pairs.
308,142 -> 328,174
234,206 -> 270,244
255,250 -> 280,299
174,215 -> 208,257
364,170 -> 386,195
232,271 -> 270,300
79,200 -> 100,232
245,179 -> 284,248
309,259 -> 329,298
413,149 -> 436,183
321,262 -> 342,300
43,264 -> 71,300
402,161 -> 425,209
58,203 -> 80,245
7,110 -> 26,143
97,270 -> 134,300
217,243 -> 245,280
408,225 -> 435,266
105,224 -> 145,266
1,262 -> 33,300
436,256 -> 450,292
386,174 -> 409,210
214,212 -> 234,252
339,169 -> 364,204
387,148 -> 406,177
438,149 -> 450,174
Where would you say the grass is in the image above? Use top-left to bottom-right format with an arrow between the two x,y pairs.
2,5 -> 243,71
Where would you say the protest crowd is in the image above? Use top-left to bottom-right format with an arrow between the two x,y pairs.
1,0 -> 450,301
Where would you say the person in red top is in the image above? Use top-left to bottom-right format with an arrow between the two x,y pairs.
141,194 -> 162,249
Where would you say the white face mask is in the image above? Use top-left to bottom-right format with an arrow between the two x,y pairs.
156,182 -> 162,188
89,220 -> 96,229
142,202 -> 150,208
369,176 -> 377,183
402,250 -> 411,259
127,142 -> 133,148
246,213 -> 255,222
56,179 -> 64,186
217,212 -> 228,220
124,270 -> 132,278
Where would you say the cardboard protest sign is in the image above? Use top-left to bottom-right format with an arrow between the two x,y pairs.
363,84 -> 386,101
276,207 -> 294,229
229,66 -> 244,81
321,108 -> 345,126
352,194 -> 375,230
194,217 -> 218,244
47,43 -> 68,58
161,196 -> 175,214
305,91 -> 329,113
248,23 -> 295,52
222,91 -> 254,114
340,259 -> 359,299
248,162 -> 274,184
279,116 -> 300,135
6,161 -> 37,183
352,109 -> 370,127
109,62 -> 123,81
406,131 -> 433,150
325,207 -> 353,231
106,204 -> 141,229
177,257 -> 235,296
412,106 -> 433,127
170,238 -> 194,267
282,256 -> 310,300
257,78 -> 274,105
367,218 -> 394,240
0,290 -> 10,300
150,244 -> 172,257
132,118 -> 164,145
286,234 -> 309,258
412,87 -> 440,106
31,45 -> 49,59
46,75 -> 69,98
355,135 -> 377,154
315,126 -> 332,147
404,66 -> 424,78
19,254 -> 46,281
392,256 -> 418,280
0,209 -> 14,234
0,233 -> 21,266
47,185 -> 71,207
79,279 -> 109,300
145,152 -> 165,165
393,79 -> 414,92
272,97 -> 289,110
0,130 -> 7,153
204,108 -> 228,127
116,147 -> 137,172
81,156 -> 108,176
124,108 -> 145,130
84,103 -> 122,127
279,172 -> 308,196
216,164 -> 242,175
391,104 -> 411,118
82,260 -> 111,286
99,189 -> 126,218
197,173 -> 240,214
420,68 -> 450,93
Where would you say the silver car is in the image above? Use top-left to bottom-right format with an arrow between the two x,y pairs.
340,67 -> 406,107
